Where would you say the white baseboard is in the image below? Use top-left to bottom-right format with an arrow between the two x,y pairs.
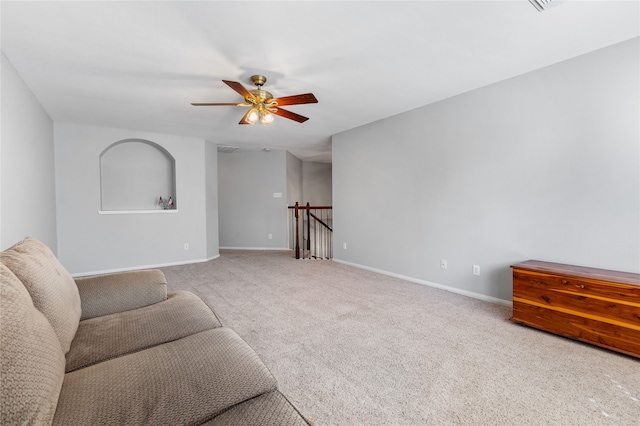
71,254 -> 220,278
332,258 -> 512,307
219,247 -> 291,251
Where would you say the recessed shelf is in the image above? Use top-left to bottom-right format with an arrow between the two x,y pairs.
100,139 -> 177,211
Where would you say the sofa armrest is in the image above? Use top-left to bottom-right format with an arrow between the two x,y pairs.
75,269 -> 167,320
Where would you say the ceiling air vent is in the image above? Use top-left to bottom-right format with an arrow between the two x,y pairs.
217,145 -> 239,153
529,0 -> 563,12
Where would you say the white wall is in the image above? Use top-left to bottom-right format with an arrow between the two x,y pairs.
286,151 -> 303,206
333,38 -> 640,302
205,141 -> 219,260
1,52 -> 57,251
218,149 -> 289,249
286,152 -> 303,249
54,122 -> 215,275
302,161 -> 332,206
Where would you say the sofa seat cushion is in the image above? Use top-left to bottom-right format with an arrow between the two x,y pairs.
1,237 -> 81,354
202,390 -> 310,426
1,264 -> 66,425
54,328 -> 277,426
66,290 -> 222,372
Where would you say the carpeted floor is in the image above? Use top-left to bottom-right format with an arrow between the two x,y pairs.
160,250 -> 639,425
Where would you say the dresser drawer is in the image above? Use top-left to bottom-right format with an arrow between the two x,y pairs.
512,301 -> 640,357
513,269 -> 639,299
512,270 -> 640,325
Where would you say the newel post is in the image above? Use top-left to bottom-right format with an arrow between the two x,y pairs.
306,202 -> 311,252
294,202 -> 300,259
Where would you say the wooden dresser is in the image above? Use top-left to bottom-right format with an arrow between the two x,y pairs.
510,260 -> 640,358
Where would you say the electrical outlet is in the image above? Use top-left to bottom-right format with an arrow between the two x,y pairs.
343,242 -> 347,250
268,233 -> 273,240
473,265 -> 480,276
184,243 -> 189,250
440,259 -> 447,270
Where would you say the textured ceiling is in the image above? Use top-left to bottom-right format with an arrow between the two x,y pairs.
2,1 -> 638,162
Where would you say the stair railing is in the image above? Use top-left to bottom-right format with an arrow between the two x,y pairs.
289,202 -> 333,259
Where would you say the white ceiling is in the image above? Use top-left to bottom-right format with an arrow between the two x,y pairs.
2,1 -> 638,162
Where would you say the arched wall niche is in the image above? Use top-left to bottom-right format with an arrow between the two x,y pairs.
100,139 -> 177,211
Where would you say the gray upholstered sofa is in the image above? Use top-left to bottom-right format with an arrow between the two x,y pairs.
1,237 -> 310,425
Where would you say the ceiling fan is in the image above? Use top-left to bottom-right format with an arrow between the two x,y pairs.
191,75 -> 318,125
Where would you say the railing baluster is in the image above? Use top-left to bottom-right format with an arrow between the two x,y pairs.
320,209 -> 324,259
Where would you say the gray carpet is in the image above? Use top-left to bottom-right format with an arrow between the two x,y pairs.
161,250 -> 639,425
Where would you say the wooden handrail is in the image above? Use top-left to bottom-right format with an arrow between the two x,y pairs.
310,212 -> 332,232
288,205 -> 332,210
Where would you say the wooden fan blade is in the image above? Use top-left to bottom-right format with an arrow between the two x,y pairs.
223,80 -> 254,101
191,103 -> 241,106
274,93 -> 318,106
273,107 -> 309,123
238,109 -> 254,125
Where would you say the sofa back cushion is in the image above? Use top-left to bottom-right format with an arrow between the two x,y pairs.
0,237 -> 81,353
1,263 -> 66,425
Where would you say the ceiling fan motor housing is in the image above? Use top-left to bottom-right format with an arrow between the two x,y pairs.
250,75 -> 267,87
249,89 -> 273,102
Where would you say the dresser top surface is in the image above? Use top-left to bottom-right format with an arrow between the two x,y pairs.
511,260 -> 640,287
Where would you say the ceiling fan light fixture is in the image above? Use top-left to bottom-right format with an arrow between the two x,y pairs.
260,111 -> 274,125
247,108 -> 259,124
